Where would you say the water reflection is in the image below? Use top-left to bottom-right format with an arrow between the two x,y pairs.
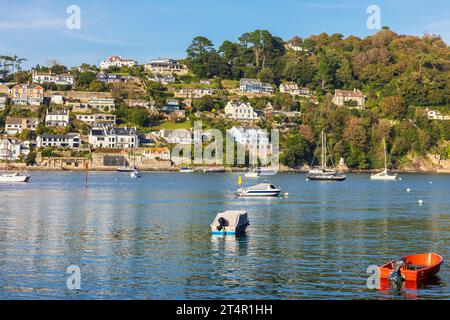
0,172 -> 448,299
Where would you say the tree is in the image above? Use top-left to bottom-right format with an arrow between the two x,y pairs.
381,96 -> 406,119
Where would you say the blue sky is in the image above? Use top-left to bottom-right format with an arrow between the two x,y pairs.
0,0 -> 449,69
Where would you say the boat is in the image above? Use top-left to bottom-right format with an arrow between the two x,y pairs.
130,168 -> 142,179
0,144 -> 30,183
179,167 -> 195,173
0,172 -> 30,183
379,253 -> 443,282
371,138 -> 397,181
307,131 -> 346,181
210,210 -> 249,235
117,166 -> 137,173
236,183 -> 281,197
256,167 -> 277,176
202,167 -> 226,173
244,168 -> 260,179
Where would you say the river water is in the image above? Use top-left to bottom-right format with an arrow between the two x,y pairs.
0,172 -> 448,299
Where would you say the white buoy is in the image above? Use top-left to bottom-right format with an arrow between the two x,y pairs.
406,188 -> 411,193
418,199 -> 424,205
399,177 -> 402,181
305,178 -> 309,181
284,192 -> 290,197
429,181 -> 433,184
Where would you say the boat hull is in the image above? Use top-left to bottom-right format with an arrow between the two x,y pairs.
379,253 -> 443,282
236,190 -> 281,197
211,224 -> 249,235
308,174 -> 346,181
0,174 -> 30,183
371,174 -> 397,181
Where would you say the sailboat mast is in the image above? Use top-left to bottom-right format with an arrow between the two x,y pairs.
321,131 -> 325,169
384,138 -> 387,171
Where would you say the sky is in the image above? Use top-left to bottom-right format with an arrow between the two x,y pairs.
0,0 -> 449,69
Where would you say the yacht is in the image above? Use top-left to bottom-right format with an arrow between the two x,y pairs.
371,139 -> 397,181
179,167 -> 195,173
0,172 -> 30,183
307,131 -> 346,181
236,183 -> 281,197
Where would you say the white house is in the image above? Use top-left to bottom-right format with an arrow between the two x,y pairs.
239,78 -> 274,94
279,83 -> 312,98
141,147 -> 171,160
228,126 -> 272,157
87,98 -> 116,112
89,127 -> 139,149
51,94 -> 65,105
0,137 -> 30,161
427,110 -> 450,120
5,117 -> 40,135
144,58 -> 188,75
333,89 -> 365,109
149,73 -> 176,85
224,101 -> 260,121
76,114 -> 117,127
45,109 -> 70,127
37,134 -> 81,149
32,71 -> 75,86
174,88 -> 215,99
100,56 -> 137,70
158,129 -> 193,144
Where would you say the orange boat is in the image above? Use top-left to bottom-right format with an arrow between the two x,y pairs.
379,253 -> 443,282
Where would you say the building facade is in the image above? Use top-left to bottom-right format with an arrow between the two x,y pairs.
5,117 -> 40,135
144,59 -> 188,75
45,109 -> 70,127
224,101 -> 260,121
333,89 -> 365,109
32,71 -> 75,86
37,134 -> 81,149
89,127 -> 139,149
100,56 -> 137,70
9,84 -> 44,105
240,78 -> 274,94
76,114 -> 117,127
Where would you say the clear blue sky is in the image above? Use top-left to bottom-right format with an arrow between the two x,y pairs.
0,0 -> 448,69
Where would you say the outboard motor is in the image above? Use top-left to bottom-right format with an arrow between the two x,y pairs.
388,260 -> 405,290
217,217 -> 229,231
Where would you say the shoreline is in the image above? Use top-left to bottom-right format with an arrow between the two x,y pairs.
7,166 -> 450,174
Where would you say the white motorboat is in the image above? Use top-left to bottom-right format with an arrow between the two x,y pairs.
236,183 -> 281,197
371,138 -> 397,181
179,167 -> 195,173
256,167 -> 277,176
210,211 -> 249,235
130,169 -> 142,179
0,172 -> 30,183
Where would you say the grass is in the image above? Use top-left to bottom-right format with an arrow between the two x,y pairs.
151,120 -> 192,131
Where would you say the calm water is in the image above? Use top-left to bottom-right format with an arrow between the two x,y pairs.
0,172 -> 449,300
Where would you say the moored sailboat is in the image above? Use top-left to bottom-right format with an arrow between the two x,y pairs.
371,138 -> 397,181
307,131 -> 346,181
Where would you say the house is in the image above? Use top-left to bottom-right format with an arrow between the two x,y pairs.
159,105 -> 186,120
67,101 -> 90,113
427,110 -> 450,120
50,94 -> 65,105
0,137 -> 30,161
5,117 -> 40,135
174,88 -> 215,99
32,71 -> 75,86
158,129 -> 192,144
144,58 -> 188,75
279,83 -> 312,98
333,89 -> 365,109
125,99 -> 152,108
141,147 -> 171,160
228,126 -> 272,156
149,73 -> 176,85
10,84 -> 44,105
285,43 -> 309,53
100,56 -> 137,70
75,114 -> 117,127
0,93 -> 8,109
37,134 -> 81,149
87,98 -> 116,112
224,101 -> 259,121
239,78 -> 274,94
96,72 -> 123,83
200,79 -> 211,85
89,127 -> 139,149
45,109 -> 70,127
